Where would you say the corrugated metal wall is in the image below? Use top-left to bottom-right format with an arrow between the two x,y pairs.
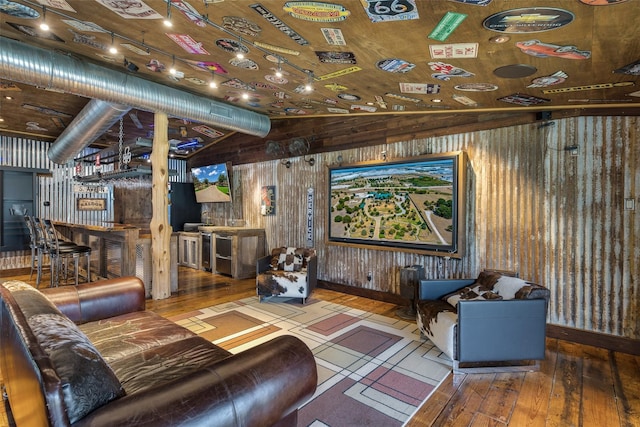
1,117 -> 638,339
0,137 -> 188,270
237,116 -> 638,340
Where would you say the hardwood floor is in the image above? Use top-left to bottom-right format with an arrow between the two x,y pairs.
1,267 -> 639,427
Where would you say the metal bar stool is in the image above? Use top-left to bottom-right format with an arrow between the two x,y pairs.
42,219 -> 92,287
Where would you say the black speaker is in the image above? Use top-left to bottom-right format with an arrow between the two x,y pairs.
536,111 -> 552,121
396,265 -> 425,320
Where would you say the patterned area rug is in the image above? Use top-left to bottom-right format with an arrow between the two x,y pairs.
168,297 -> 452,427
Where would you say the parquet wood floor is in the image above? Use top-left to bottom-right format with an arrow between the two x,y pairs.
1,267 -> 638,427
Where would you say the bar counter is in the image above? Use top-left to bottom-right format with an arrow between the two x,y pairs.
54,222 -> 177,297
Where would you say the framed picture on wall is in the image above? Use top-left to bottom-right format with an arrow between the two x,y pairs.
261,185 -> 275,215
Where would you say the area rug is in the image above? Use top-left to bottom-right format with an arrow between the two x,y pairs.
168,297 -> 452,427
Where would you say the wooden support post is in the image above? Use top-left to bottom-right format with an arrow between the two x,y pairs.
150,112 -> 171,299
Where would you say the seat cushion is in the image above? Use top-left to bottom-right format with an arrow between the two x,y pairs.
257,270 -> 309,298
79,311 -> 232,394
416,299 -> 457,361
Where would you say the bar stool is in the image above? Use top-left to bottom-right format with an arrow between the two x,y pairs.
42,219 -> 92,287
23,215 -> 41,283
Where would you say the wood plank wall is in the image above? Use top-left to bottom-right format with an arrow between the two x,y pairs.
234,116 -> 638,341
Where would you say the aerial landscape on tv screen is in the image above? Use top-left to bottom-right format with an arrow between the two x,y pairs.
329,159 -> 456,249
192,164 -> 231,203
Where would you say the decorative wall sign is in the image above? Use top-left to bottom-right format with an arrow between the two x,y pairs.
579,0 -> 629,4
229,58 -> 259,70
450,0 -> 492,4
121,43 -> 150,55
429,62 -> 474,80
283,2 -> 350,22
167,34 -> 209,54
215,38 -> 249,55
338,93 -> 360,101
192,125 -> 224,139
324,83 -> 348,91
187,60 -> 227,74
376,59 -> 415,73
515,40 -> 590,60
541,81 -> 634,94
249,3 -> 309,45
316,66 -> 362,80
69,30 -> 106,50
498,93 -> 550,106
62,20 -> 106,32
264,74 -> 288,84
399,83 -> 441,94
321,28 -> 346,45
306,188 -> 314,247
94,0 -> 161,19
327,107 -> 350,114
614,59 -> 640,76
361,0 -> 419,22
385,93 -> 421,103
77,198 -> 107,211
173,1 -> 207,27
7,23 -> 65,42
0,1 -> 39,18
452,94 -> 478,106
222,16 -> 261,36
454,83 -> 498,91
351,105 -> 377,112
428,12 -> 467,41
38,0 -> 76,13
316,51 -> 357,64
146,59 -> 166,72
483,8 -> 574,33
254,41 -> 300,56
527,71 -> 568,88
429,43 -> 478,59
22,104 -> 72,118
261,186 -> 276,215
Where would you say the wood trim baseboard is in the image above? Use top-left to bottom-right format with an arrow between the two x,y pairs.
546,324 -> 639,356
318,280 -> 407,306
319,280 -> 640,356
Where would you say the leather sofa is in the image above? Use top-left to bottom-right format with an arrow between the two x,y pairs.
0,276 -> 317,426
416,271 -> 550,372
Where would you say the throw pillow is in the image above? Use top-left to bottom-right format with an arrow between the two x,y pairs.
4,281 -> 124,423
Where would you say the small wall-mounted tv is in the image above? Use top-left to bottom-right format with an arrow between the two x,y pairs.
327,151 -> 467,257
191,162 -> 232,203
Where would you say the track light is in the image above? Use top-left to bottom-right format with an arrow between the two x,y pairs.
39,6 -> 49,31
275,58 -> 283,78
304,72 -> 314,93
209,73 -> 218,88
169,55 -> 177,75
163,2 -> 172,27
108,32 -> 117,54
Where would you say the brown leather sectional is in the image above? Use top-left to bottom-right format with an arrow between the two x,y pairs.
0,277 -> 317,426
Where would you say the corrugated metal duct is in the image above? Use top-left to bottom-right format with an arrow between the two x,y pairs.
0,37 -> 271,164
47,100 -> 131,164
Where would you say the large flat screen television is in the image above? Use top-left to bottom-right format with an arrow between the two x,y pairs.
327,151 -> 466,256
191,162 -> 232,203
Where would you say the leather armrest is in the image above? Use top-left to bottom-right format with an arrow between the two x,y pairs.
418,279 -> 476,300
457,298 -> 547,362
75,335 -> 318,427
42,277 -> 145,324
257,254 -> 273,275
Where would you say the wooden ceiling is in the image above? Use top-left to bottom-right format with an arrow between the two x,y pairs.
0,0 -> 639,165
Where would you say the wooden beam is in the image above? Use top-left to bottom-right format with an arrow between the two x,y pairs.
150,112 -> 171,299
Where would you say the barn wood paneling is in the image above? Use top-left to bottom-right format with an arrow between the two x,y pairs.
234,117 -> 638,340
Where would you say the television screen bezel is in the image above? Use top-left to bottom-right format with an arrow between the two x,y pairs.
190,161 -> 233,203
326,151 -> 466,257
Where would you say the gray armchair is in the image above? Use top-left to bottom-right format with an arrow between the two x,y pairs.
416,271 -> 550,373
